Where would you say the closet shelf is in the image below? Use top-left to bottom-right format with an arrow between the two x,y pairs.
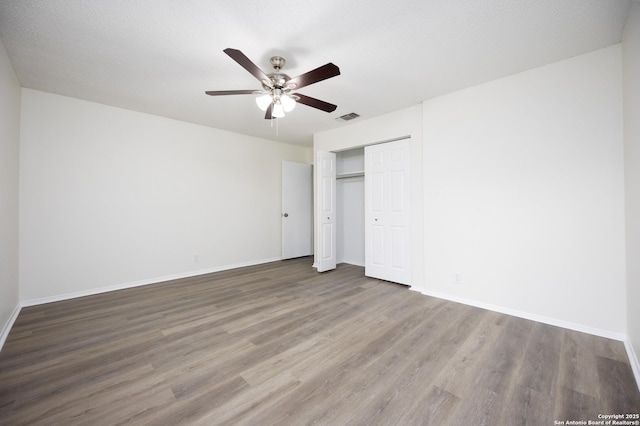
336,171 -> 364,179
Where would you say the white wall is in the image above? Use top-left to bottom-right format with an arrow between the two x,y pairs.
0,38 -> 21,343
336,148 -> 365,175
19,89 -> 311,301
623,2 -> 640,374
314,105 -> 424,288
422,45 -> 626,336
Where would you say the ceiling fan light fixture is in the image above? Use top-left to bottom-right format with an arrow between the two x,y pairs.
272,102 -> 285,118
256,94 -> 272,111
281,94 -> 296,112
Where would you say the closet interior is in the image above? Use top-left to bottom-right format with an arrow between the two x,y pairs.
336,147 -> 365,266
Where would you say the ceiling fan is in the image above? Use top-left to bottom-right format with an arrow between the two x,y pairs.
205,48 -> 340,119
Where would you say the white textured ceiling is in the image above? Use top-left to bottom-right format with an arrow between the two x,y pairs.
0,0 -> 632,146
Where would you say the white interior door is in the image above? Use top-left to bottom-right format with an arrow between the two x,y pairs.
365,139 -> 411,284
316,151 -> 337,272
282,161 -> 313,259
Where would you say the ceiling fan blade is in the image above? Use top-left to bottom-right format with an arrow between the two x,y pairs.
287,63 -> 340,90
223,48 -> 271,85
294,93 -> 337,113
264,103 -> 273,120
205,90 -> 257,96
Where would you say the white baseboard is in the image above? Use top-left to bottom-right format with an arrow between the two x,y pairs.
21,257 -> 282,308
339,260 -> 365,267
416,288 -> 627,342
0,303 -> 22,352
624,339 -> 640,393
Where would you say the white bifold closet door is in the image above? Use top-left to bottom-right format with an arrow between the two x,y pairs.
365,139 -> 411,285
316,150 -> 337,272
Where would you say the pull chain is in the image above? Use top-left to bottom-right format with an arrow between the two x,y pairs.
269,117 -> 280,136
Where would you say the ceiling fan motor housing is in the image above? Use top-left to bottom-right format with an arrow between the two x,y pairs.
262,56 -> 292,90
263,72 -> 291,90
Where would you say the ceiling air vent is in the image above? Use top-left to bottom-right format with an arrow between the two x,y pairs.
336,112 -> 360,122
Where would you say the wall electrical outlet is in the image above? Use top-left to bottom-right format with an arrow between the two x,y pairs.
453,272 -> 462,285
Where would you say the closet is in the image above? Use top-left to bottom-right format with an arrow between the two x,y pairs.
316,138 -> 411,285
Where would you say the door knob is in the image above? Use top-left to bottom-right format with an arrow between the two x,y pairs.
283,213 -> 289,217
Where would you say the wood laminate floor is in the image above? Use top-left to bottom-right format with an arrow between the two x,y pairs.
0,257 -> 638,425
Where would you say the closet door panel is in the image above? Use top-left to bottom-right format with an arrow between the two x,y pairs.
365,139 -> 411,285
316,151 -> 337,272
371,224 -> 385,266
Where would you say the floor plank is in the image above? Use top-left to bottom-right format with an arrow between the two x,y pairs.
0,257 -> 638,425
